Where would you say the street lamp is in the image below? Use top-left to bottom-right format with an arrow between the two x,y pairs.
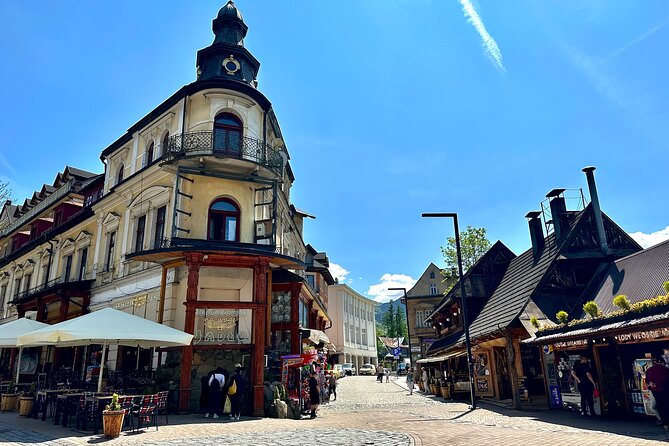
422,212 -> 477,410
388,287 -> 412,366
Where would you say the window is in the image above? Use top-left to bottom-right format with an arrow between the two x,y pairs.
208,198 -> 240,242
213,113 -> 242,154
356,327 -> 361,345
23,273 -> 32,292
161,132 -> 169,156
63,255 -> 73,282
154,206 -> 166,248
78,248 -> 88,280
362,328 -> 368,346
430,271 -> 436,279
53,209 -> 63,226
299,299 -> 309,328
105,231 -> 116,271
430,283 -> 438,295
134,215 -> 146,253
13,278 -> 20,298
116,164 -> 124,185
306,274 -> 315,290
146,142 -> 154,166
416,310 -> 432,329
0,285 -> 6,309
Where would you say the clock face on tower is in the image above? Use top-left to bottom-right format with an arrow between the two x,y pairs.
222,56 -> 240,75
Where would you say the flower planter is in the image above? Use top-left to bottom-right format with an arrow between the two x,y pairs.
434,386 -> 441,396
0,394 -> 19,412
429,384 -> 437,395
418,382 -> 425,392
102,411 -> 125,438
440,385 -> 451,399
18,397 -> 34,416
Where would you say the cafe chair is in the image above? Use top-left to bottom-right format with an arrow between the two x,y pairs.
152,391 -> 169,427
75,393 -> 98,431
131,394 -> 157,431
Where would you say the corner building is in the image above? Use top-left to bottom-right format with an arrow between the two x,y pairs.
0,1 -> 328,416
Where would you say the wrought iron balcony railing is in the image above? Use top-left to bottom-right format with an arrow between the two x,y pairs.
163,131 -> 284,175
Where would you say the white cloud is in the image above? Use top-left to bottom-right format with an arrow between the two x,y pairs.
328,262 -> 350,283
459,0 -> 506,72
630,226 -> 669,249
366,273 -> 417,303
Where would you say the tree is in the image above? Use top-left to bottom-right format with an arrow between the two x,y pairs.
393,305 -> 406,339
441,225 -> 491,289
383,302 -> 396,337
0,180 -> 11,204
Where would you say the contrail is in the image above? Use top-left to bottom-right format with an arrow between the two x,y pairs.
607,22 -> 666,61
458,0 -> 505,72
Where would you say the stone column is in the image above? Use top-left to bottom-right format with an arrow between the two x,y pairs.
179,253 -> 203,412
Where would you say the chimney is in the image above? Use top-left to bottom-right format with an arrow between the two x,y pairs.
546,189 -> 567,241
582,166 -> 613,255
526,211 -> 545,258
4,200 -> 10,206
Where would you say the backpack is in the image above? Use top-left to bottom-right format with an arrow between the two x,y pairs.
210,374 -> 221,391
228,377 -> 237,395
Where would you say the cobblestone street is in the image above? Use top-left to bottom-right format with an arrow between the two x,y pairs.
1,375 -> 668,445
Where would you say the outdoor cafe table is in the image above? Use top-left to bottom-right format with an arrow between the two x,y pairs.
54,393 -> 85,427
34,389 -> 81,421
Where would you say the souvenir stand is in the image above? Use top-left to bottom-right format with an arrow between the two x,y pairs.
281,346 -> 330,414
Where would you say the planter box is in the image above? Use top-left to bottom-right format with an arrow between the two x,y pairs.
0,394 -> 19,412
429,384 -> 437,395
18,397 -> 34,416
440,386 -> 451,399
102,411 -> 125,438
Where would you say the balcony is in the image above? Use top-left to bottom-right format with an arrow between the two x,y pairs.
162,131 -> 284,176
13,275 -> 94,304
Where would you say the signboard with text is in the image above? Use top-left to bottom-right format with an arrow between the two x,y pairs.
193,308 -> 253,345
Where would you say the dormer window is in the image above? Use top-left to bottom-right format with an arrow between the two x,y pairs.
116,164 -> 124,185
214,113 -> 242,154
208,198 -> 240,242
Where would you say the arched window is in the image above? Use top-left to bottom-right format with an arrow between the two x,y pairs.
213,113 -> 242,155
208,198 -> 240,242
161,132 -> 169,157
116,164 -> 124,185
146,141 -> 154,165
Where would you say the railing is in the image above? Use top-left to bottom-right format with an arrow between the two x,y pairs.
14,274 -> 93,302
163,131 -> 284,175
145,237 -> 281,255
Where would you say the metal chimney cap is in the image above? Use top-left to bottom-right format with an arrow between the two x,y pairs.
545,188 -> 566,198
525,211 -> 542,219
582,166 -> 597,173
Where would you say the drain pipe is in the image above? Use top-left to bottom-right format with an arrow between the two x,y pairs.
582,166 -> 613,255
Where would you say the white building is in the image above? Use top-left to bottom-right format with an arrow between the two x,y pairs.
328,284 -> 378,370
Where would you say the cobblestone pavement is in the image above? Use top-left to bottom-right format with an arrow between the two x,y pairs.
1,375 -> 669,445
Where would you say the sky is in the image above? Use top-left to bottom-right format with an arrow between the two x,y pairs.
1,1 -> 668,303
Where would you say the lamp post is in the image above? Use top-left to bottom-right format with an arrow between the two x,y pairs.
422,212 -> 477,410
389,287 -> 411,366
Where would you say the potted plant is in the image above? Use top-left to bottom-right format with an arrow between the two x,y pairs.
1,382 -> 19,412
18,383 -> 36,416
102,393 -> 125,438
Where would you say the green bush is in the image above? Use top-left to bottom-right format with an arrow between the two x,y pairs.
664,281 -> 669,294
556,311 -> 569,324
613,295 -> 631,311
583,301 -> 600,319
530,316 -> 540,329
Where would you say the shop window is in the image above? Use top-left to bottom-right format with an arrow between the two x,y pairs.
213,113 -> 242,154
154,206 -> 167,248
134,215 -> 146,253
208,198 -> 240,242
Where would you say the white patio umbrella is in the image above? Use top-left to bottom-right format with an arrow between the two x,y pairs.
17,308 -> 193,392
0,318 -> 49,384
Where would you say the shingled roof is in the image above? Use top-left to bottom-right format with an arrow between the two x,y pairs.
589,238 -> 669,316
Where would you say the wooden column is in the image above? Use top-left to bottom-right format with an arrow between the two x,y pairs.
290,284 -> 301,354
178,253 -> 203,412
157,266 -> 168,367
505,331 -> 521,410
252,259 -> 269,416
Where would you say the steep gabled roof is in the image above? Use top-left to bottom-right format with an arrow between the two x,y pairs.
589,238 -> 669,315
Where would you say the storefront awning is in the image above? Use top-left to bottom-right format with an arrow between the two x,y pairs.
416,350 -> 465,364
305,329 -> 330,346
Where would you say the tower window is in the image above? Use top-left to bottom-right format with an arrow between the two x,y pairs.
208,198 -> 240,242
213,113 -> 242,154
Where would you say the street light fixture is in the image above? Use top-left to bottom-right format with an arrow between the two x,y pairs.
422,212 -> 477,410
388,287 -> 412,366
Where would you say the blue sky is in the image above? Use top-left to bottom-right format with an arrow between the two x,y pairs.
1,1 -> 668,302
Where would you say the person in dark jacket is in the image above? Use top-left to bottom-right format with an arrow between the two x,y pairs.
228,364 -> 247,421
646,357 -> 669,428
206,367 -> 226,419
308,371 -> 320,418
571,355 -> 597,416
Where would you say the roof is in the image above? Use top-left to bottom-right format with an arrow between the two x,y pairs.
589,238 -> 669,315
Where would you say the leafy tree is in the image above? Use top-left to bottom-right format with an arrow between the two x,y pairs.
0,180 -> 11,204
441,225 -> 491,290
394,305 -> 406,339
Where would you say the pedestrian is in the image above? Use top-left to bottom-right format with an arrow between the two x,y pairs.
328,371 -> 337,401
406,367 -> 414,395
422,368 -> 429,393
570,355 -> 597,416
377,365 -> 385,383
385,366 -> 390,383
646,357 -> 669,429
228,363 -> 247,421
308,370 -> 320,419
205,367 -> 226,419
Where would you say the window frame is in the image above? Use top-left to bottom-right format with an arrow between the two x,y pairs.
146,141 -> 154,166
116,164 -> 124,185
63,254 -> 73,283
207,197 -> 240,242
154,206 -> 167,249
105,231 -> 117,271
134,215 -> 147,253
78,247 -> 88,281
213,112 -> 243,154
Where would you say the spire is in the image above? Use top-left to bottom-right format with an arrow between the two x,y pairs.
196,1 -> 260,86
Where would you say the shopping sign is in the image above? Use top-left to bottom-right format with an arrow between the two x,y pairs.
392,348 -> 401,356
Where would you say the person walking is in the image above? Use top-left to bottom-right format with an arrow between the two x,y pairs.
385,366 -> 390,383
646,357 -> 669,429
571,355 -> 597,416
308,370 -> 320,419
205,367 -> 226,419
406,367 -> 414,395
377,365 -> 385,383
328,371 -> 337,401
228,364 -> 247,421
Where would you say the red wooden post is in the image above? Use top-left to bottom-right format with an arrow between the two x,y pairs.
179,253 -> 203,412
252,259 -> 269,416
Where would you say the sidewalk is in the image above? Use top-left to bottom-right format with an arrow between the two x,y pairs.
389,373 -> 667,441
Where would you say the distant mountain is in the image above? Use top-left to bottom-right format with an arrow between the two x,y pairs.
375,298 -> 406,325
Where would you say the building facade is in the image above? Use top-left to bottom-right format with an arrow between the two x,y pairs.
328,284 -> 378,370
0,1 -> 329,416
405,263 -> 451,363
